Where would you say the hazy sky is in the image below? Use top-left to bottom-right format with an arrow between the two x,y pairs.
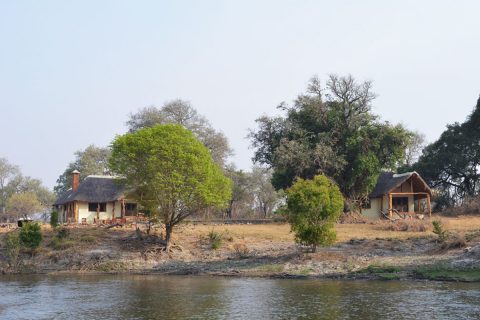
1,1 -> 479,189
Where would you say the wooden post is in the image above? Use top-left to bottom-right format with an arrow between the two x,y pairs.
121,199 -> 125,218
74,202 -> 78,223
417,196 -> 420,214
112,201 -> 115,220
388,193 -> 393,218
96,203 -> 100,222
427,194 -> 431,217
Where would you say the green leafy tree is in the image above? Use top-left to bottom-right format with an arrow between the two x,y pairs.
19,222 -> 42,250
6,192 -> 43,220
55,145 -> 111,195
250,75 -> 413,204
286,175 -> 343,252
4,232 -> 21,268
408,96 -> 480,208
50,211 -> 59,228
127,100 -> 232,167
0,157 -> 20,215
109,124 -> 232,251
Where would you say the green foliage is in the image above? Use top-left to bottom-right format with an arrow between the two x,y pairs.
432,220 -> 447,243
7,192 -> 43,219
4,232 -> 21,267
286,175 -> 344,251
408,97 -> 480,209
109,124 -> 232,250
55,145 -> 111,195
50,211 -> 59,228
126,101 -> 232,167
208,230 -> 223,250
250,75 -> 413,200
56,227 -> 70,239
19,222 -> 42,250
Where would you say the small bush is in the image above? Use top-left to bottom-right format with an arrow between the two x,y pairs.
50,211 -> 59,228
56,227 -> 70,239
80,235 -> 96,244
432,220 -> 448,243
208,230 -> 223,250
19,222 -> 42,250
233,242 -> 249,258
442,233 -> 467,250
286,175 -> 344,252
4,232 -> 21,267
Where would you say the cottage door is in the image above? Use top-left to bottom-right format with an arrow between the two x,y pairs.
392,197 -> 408,212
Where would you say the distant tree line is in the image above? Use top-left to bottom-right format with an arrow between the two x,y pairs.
0,158 -> 54,221
55,100 -> 283,220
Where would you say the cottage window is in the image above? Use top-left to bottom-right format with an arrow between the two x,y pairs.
88,202 -> 107,212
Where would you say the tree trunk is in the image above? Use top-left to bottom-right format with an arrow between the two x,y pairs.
165,224 -> 173,251
312,243 -> 317,253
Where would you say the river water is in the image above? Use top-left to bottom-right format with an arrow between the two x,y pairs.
0,275 -> 479,319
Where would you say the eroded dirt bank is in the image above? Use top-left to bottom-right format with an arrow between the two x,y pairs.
1,217 -> 480,281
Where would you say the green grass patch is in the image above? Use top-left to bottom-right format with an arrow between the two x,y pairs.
358,264 -> 401,280
414,266 -> 480,282
252,264 -> 284,273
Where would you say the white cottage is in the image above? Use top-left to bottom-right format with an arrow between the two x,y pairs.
361,171 -> 432,219
53,170 -> 138,224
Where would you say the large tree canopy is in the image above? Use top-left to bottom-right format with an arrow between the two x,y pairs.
55,145 -> 111,195
126,100 -> 232,167
250,75 -> 413,202
408,96 -> 480,208
109,124 -> 232,250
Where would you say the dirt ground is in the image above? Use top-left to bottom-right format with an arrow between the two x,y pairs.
1,215 -> 480,280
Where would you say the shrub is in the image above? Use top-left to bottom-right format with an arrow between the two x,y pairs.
4,232 -> 21,267
442,233 -> 467,250
56,227 -> 70,239
19,222 -> 42,250
432,220 -> 447,243
50,211 -> 59,228
208,230 -> 223,250
286,175 -> 344,252
233,242 -> 249,258
80,235 -> 96,244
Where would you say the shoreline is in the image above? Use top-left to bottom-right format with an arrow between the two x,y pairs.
1,219 -> 480,283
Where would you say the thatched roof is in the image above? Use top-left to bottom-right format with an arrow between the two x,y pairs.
54,176 -> 127,205
369,171 -> 432,198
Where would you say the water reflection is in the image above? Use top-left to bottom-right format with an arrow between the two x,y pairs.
0,275 -> 479,319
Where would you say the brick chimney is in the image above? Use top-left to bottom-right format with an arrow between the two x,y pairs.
72,170 -> 80,192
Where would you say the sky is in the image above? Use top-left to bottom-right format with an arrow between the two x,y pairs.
0,0 -> 479,190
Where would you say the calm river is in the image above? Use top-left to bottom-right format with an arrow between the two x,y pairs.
0,275 -> 479,319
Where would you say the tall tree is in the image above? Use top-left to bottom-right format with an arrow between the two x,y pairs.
110,124 -> 232,250
7,192 -> 43,220
126,100 -> 232,166
55,145 -> 111,195
250,75 -> 413,203
409,96 -> 480,208
250,166 -> 281,218
0,158 -> 20,214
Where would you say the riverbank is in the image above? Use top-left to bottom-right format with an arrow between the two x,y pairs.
1,216 -> 480,282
